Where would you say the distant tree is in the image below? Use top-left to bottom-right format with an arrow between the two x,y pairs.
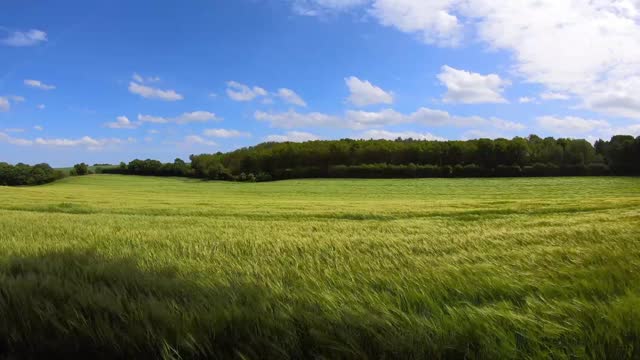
73,163 -> 90,176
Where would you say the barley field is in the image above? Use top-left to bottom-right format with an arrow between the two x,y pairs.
0,175 -> 639,359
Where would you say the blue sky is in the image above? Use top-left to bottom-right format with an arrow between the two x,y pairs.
1,0 -> 640,166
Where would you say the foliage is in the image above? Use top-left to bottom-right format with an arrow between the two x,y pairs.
105,135 -> 639,181
0,162 -> 65,186
70,163 -> 90,176
0,175 -> 639,358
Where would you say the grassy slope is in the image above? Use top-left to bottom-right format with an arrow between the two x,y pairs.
0,175 -> 639,359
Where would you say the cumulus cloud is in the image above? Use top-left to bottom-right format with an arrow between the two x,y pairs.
292,1 -> 640,119
519,97 -> 535,104
536,116 -> 611,134
256,107 -> 525,131
105,116 -> 139,129
358,129 -> 445,141
137,114 -> 169,124
265,131 -> 320,142
203,128 -> 251,138
277,88 -> 307,107
138,111 -> 220,125
128,82 -> 183,101
182,135 -> 216,146
536,115 -> 640,139
438,65 -> 509,104
226,81 -> 268,102
345,76 -> 394,107
24,79 -> 56,90
1,29 -> 47,47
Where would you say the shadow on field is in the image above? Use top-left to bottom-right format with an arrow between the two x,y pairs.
1,251 -> 639,359
0,250 -> 295,360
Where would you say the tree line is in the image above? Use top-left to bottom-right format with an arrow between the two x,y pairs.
2,135 -> 637,186
0,163 -> 65,186
101,135 -> 639,181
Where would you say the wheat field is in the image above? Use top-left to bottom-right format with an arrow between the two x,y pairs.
1,175 -> 639,359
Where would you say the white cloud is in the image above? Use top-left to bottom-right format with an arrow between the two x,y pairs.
34,136 -> 135,150
0,97 -> 9,111
0,95 -> 26,111
175,111 -> 220,124
345,109 -> 405,129
256,110 -> 341,128
358,129 -> 445,141
256,107 -> 525,131
540,92 -> 571,101
438,65 -> 509,104
537,116 -> 611,134
137,114 -> 169,124
226,81 -> 268,102
345,76 -> 394,107
182,135 -> 216,146
138,111 -> 219,125
0,133 -> 134,150
105,116 -> 139,129
203,128 -> 251,138
132,73 -> 160,84
0,132 -> 33,146
128,82 -> 183,101
293,1 -> 640,119
519,97 -> 535,104
462,0 -> 640,118
370,0 -> 462,46
24,79 -> 55,90
33,125 -> 44,131
292,0 -> 368,16
1,29 -> 47,47
537,115 -> 640,139
277,88 -> 307,107
582,81 -> 640,118
265,131 -> 320,142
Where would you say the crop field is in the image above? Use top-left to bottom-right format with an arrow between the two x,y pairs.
0,175 -> 639,359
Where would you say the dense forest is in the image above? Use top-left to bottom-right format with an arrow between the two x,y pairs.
101,135 -> 640,181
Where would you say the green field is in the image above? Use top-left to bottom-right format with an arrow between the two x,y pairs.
1,175 -> 639,359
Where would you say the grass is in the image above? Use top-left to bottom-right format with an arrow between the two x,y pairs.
0,175 -> 639,359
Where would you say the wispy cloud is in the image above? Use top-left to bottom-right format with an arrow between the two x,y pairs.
24,79 -> 56,90
105,116 -> 139,129
128,82 -> 183,101
203,128 -> 251,138
265,131 -> 320,143
138,111 -> 220,125
1,29 -> 47,47
226,81 -> 268,102
277,88 -> 307,107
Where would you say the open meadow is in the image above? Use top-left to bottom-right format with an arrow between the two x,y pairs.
1,175 -> 639,359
